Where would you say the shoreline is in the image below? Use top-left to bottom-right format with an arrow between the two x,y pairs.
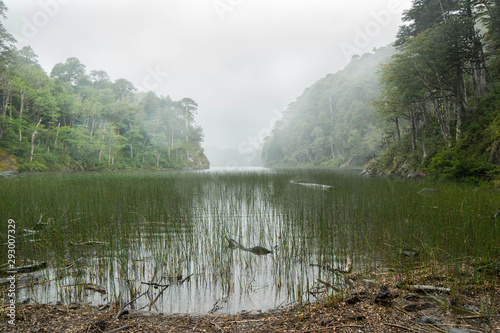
2,264 -> 499,332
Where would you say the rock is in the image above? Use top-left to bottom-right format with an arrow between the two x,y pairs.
400,249 -> 419,257
0,169 -> 20,177
373,285 -> 395,304
0,149 -> 19,173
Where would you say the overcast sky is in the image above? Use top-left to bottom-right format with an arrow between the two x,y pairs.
3,0 -> 412,151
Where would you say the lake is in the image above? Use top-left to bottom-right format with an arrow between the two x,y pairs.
1,168 -> 499,314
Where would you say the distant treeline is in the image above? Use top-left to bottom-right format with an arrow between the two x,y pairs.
0,3 -> 207,172
263,0 -> 500,184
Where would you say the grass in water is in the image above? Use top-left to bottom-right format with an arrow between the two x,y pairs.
1,169 -> 499,313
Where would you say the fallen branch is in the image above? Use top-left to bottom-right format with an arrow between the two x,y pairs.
149,274 -> 193,308
409,285 -> 450,293
69,241 -> 108,246
115,290 -> 149,319
85,283 -> 106,294
211,321 -> 224,332
317,278 -> 341,292
140,281 -> 170,288
290,180 -> 334,191
106,325 -> 133,333
115,274 -> 194,319
383,323 -> 424,332
303,324 -> 364,332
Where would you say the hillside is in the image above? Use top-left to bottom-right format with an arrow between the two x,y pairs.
0,52 -> 209,172
262,47 -> 395,168
263,0 -> 500,185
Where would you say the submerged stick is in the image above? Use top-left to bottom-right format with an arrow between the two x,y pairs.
225,237 -> 272,255
149,274 -> 193,308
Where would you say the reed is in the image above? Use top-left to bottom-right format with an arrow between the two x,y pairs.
1,169 -> 499,313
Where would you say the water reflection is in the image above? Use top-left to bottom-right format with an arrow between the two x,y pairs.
11,169 -> 348,314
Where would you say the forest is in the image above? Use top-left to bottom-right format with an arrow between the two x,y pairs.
262,0 -> 500,184
0,2 -> 208,172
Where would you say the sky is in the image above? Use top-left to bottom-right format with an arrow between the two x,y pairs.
3,0 -> 413,152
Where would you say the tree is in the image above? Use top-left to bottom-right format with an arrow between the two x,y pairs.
113,78 -> 136,102
50,57 -> 89,87
0,0 -> 14,63
179,97 -> 198,142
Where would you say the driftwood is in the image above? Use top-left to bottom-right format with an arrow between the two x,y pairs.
225,237 -> 272,255
69,241 -> 108,246
115,274 -> 193,319
85,283 -> 106,294
290,180 -> 334,191
105,325 -> 133,333
408,285 -> 450,293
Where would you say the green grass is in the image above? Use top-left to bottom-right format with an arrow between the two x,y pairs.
1,169 -> 499,313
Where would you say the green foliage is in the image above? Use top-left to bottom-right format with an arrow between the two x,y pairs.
366,1 -> 500,184
426,146 -> 498,183
262,47 -> 395,168
0,41 -> 208,171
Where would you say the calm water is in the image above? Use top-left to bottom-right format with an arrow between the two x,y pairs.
1,168 -> 498,314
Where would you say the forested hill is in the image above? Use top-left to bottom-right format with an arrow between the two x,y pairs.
264,0 -> 500,184
262,47 -> 395,168
0,6 -> 208,173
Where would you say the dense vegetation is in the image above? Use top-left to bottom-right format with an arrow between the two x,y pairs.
263,0 -> 500,184
0,3 -> 208,172
262,47 -> 394,168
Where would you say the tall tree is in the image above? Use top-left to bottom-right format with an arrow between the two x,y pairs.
0,0 -> 14,63
50,57 -> 89,87
179,97 -> 198,142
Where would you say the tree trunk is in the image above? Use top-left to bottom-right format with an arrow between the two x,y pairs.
409,108 -> 417,151
19,90 -> 25,142
0,80 -> 12,140
394,117 -> 401,141
55,122 -> 60,147
185,106 -> 189,142
30,118 -> 43,163
454,67 -> 467,141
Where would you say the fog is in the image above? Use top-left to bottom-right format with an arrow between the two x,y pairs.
3,0 -> 412,165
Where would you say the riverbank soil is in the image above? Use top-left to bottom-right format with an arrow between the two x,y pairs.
1,262 -> 499,332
